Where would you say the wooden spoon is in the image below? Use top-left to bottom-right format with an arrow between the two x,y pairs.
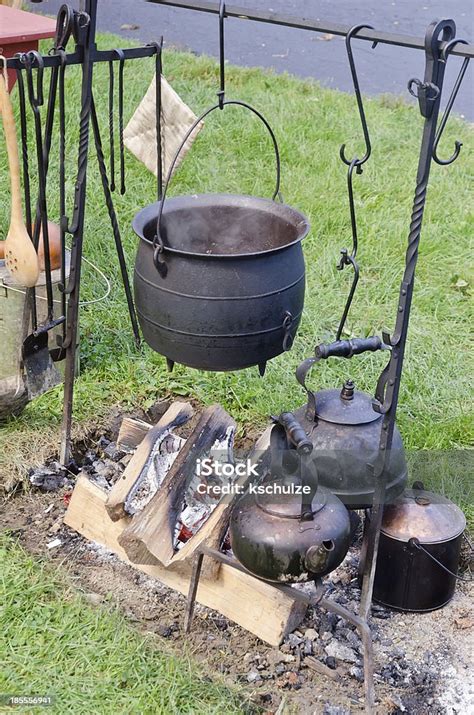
0,72 -> 39,287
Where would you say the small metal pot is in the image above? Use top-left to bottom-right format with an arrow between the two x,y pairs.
364,487 -> 466,612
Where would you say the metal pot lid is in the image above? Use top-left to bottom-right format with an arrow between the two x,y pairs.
315,382 -> 381,425
381,488 -> 466,544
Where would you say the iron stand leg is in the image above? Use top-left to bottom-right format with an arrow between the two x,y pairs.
184,550 -> 205,633
60,0 -> 98,465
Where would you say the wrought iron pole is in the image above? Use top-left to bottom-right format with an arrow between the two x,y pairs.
359,21 -> 456,706
146,0 -> 474,59
59,0 -> 98,464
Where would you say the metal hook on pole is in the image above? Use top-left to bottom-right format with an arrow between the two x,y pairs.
433,38 -> 470,166
20,50 -> 44,108
339,23 -> 375,170
217,0 -> 226,108
336,24 -> 376,340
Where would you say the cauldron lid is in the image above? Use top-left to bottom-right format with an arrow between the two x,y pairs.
314,387 -> 381,425
381,488 -> 466,543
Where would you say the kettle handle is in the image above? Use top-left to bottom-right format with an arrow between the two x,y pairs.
274,412 -> 313,456
272,412 -> 318,522
296,336 -> 390,421
152,98 -> 282,275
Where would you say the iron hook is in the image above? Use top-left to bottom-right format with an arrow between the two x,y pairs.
335,152 -> 362,340
147,39 -> 164,199
433,38 -> 470,166
53,4 -> 74,51
218,0 -> 226,108
339,24 -> 375,168
20,51 -> 44,107
111,49 -> 126,194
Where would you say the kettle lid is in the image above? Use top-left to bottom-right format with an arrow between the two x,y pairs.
381,488 -> 466,544
315,381 -> 381,425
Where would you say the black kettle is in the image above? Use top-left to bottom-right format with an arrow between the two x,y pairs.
286,337 -> 408,509
230,414 -> 352,583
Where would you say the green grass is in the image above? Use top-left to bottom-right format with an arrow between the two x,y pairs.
0,39 -> 472,492
0,535 -> 247,715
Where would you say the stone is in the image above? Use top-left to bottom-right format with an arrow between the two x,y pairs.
325,640 -> 358,664
29,463 -> 70,492
323,704 -> 350,715
83,592 -> 104,606
319,612 -> 338,635
103,442 -> 127,462
304,628 -> 319,640
286,633 -> 303,648
349,666 -> 364,683
345,631 -> 361,650
246,670 -> 261,683
157,624 -> 173,638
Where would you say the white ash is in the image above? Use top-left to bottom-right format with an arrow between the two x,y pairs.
211,426 -> 235,462
46,538 -> 62,550
125,432 -> 184,515
437,663 -> 474,714
29,462 -> 72,492
173,426 -> 235,549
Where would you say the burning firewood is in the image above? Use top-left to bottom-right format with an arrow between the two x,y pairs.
118,404 -> 236,569
105,402 -> 194,521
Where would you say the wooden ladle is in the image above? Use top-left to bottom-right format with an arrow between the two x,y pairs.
0,71 -> 39,287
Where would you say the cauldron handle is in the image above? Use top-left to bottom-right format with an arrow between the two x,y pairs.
153,99 -> 282,275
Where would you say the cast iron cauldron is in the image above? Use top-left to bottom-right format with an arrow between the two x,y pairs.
365,487 -> 467,612
133,195 -> 308,373
133,97 -> 310,374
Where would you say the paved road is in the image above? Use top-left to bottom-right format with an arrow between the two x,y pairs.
28,0 -> 473,118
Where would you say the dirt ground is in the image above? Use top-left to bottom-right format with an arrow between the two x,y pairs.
1,408 -> 473,715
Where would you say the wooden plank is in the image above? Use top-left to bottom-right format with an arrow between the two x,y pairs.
116,416 -> 152,452
64,475 -> 308,646
118,405 -> 235,566
106,402 -> 194,522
